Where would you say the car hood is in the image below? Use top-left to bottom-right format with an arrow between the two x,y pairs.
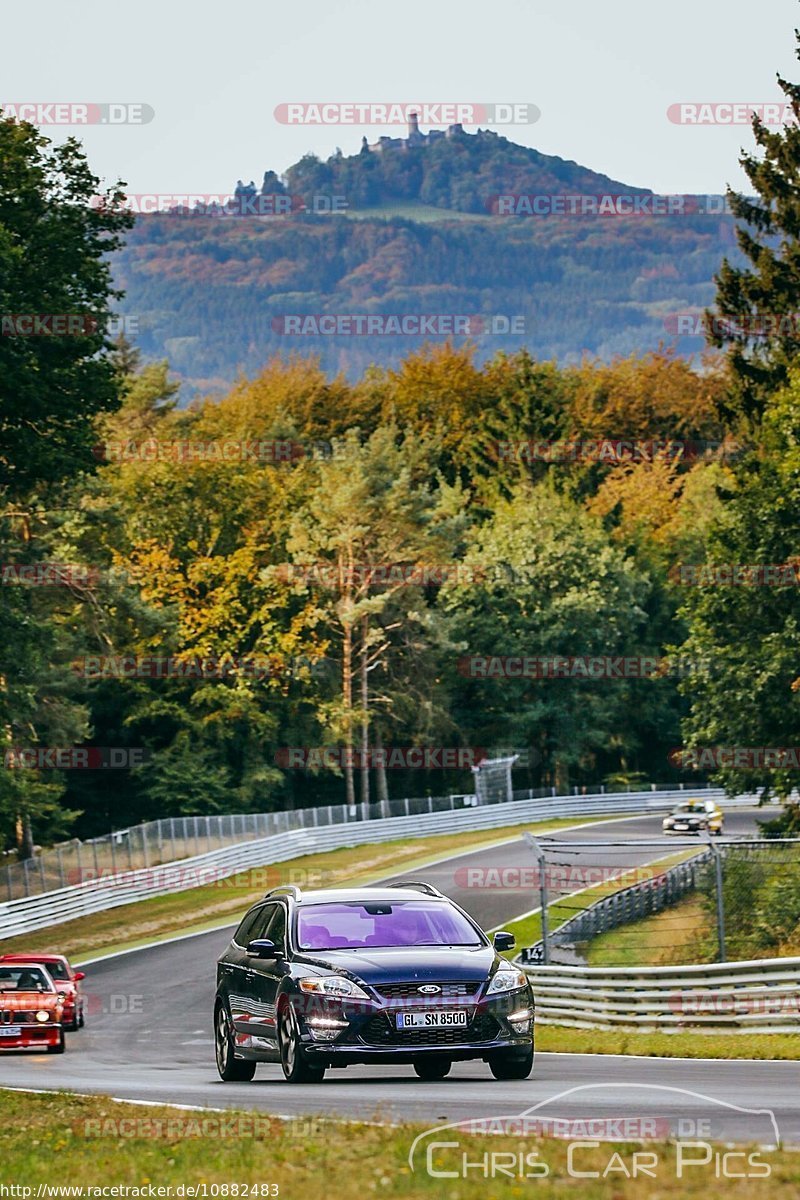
294,945 -> 498,983
0,993 -> 61,1009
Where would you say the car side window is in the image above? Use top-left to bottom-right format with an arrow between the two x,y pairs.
234,906 -> 267,947
264,904 -> 287,951
251,903 -> 278,940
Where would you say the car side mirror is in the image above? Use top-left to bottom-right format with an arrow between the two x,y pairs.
493,931 -> 515,952
247,939 -> 278,959
73,972 -> 86,982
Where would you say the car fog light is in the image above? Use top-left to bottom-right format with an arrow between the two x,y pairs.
509,1007 -> 532,1033
35,1011 -> 50,1023
307,1017 -> 347,1042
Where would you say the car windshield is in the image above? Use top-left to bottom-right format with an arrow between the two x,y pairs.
0,966 -> 54,992
676,804 -> 705,814
23,959 -> 69,980
296,900 -> 484,951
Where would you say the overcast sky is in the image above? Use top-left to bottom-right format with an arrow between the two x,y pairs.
3,0 -> 798,197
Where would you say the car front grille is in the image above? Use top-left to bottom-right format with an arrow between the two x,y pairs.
360,1012 -> 500,1047
374,981 -> 481,1000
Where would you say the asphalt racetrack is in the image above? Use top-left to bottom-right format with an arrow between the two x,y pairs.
1,807 -> 797,1145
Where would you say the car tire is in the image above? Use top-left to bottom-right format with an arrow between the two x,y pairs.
78,1010 -> 85,1028
278,1006 -> 326,1084
413,1056 -> 451,1080
215,1003 -> 256,1082
47,1031 -> 66,1054
488,1048 -> 533,1080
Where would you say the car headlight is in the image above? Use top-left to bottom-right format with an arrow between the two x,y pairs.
35,1011 -> 50,1023
297,976 -> 370,1000
486,968 -> 527,995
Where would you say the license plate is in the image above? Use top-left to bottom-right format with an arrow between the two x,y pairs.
673,824 -> 688,830
0,1027 -> 21,1037
396,1010 -> 468,1029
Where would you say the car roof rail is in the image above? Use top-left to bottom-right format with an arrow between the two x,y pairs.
263,885 -> 302,900
386,880 -> 444,898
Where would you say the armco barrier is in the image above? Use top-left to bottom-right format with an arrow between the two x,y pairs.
521,956 -> 800,1033
0,788 -> 753,941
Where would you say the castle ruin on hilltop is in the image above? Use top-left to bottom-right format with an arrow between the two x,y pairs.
361,112 -> 473,153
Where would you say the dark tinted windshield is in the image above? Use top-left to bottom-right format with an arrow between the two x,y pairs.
37,959 -> 69,980
296,900 -> 484,951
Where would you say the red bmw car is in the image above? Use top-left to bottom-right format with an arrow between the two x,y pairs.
0,954 -> 85,1030
0,963 -> 65,1052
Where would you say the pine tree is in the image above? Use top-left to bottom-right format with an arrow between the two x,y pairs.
707,32 -> 800,425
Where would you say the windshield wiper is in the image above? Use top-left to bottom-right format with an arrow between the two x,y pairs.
414,941 -> 482,947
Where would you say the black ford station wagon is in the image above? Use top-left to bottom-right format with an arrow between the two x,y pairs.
214,882 -> 534,1083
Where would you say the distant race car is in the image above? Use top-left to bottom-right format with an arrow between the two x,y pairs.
0,963 -> 65,1053
662,798 -> 724,836
0,953 -> 86,1030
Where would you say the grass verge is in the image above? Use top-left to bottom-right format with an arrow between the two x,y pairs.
536,1024 -> 800,1060
498,850 -> 698,948
0,817 -> 608,963
1,1090 -> 798,1196
583,893 -> 711,967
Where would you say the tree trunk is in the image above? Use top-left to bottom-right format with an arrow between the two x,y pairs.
375,729 -> 390,816
16,811 -> 34,860
342,620 -> 355,809
359,615 -> 370,817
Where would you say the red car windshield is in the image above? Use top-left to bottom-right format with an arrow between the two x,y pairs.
296,901 -> 483,951
38,960 -> 70,980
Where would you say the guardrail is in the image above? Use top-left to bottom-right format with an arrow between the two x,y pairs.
521,956 -> 800,1033
0,787 -> 742,940
3,779 -> 718,901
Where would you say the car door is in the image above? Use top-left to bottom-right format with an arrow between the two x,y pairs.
245,902 -> 288,1055
224,904 -> 269,1044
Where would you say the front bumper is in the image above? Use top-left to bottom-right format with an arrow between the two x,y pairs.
293,988 -> 534,1063
0,1024 -> 62,1050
